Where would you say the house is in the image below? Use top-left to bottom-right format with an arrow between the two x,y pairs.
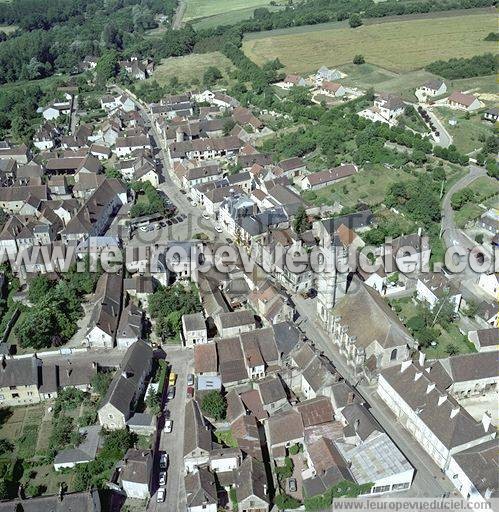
247,281 -> 293,325
323,278 -> 416,380
120,449 -> 153,499
315,66 -> 342,84
185,467 -> 218,512
115,135 -> 151,158
299,164 -> 357,190
319,81 -> 346,97
0,144 -> 30,164
416,273 -> 462,313
477,209 -> 499,234
234,457 -> 270,512
53,425 -> 101,470
182,312 -> 208,347
477,273 -> 498,299
377,357 -> 496,478
374,93 -> 405,121
417,79 -> 447,97
256,375 -> 288,414
116,303 -> 143,349
232,107 -> 264,131
0,355 -> 42,407
216,336 -> 249,387
90,144 -> 111,160
85,271 -> 123,348
126,412 -> 156,435
209,447 -> 241,473
267,409 -> 304,450
0,490 -> 101,512
168,136 -> 243,163
450,439 -> 498,503
215,310 -> 256,338
183,399 -> 213,473
468,328 -> 497,353
42,101 -> 71,121
277,157 -> 307,178
385,232 -> 431,275
283,74 -> 307,89
447,91 -> 481,112
483,107 -> 499,123
34,122 -> 58,150
194,343 -> 218,377
97,340 -> 153,430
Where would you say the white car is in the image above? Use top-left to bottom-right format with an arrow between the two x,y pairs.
139,225 -> 149,232
202,212 -> 210,220
159,471 -> 167,486
157,488 -> 165,503
214,224 -> 223,233
164,420 -> 173,433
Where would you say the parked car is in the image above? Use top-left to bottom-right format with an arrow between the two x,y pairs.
159,471 -> 167,486
214,224 -> 223,233
167,387 -> 175,400
187,373 -> 194,386
157,488 -> 165,503
187,386 -> 194,398
160,452 -> 168,469
202,212 -> 210,220
288,478 -> 297,492
164,420 -> 173,433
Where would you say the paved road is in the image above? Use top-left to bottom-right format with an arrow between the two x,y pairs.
149,348 -> 192,512
292,294 -> 456,498
426,108 -> 452,148
172,0 -> 186,29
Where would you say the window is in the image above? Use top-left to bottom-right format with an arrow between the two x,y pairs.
373,485 -> 390,493
11,393 -> 19,399
390,348 -> 398,361
392,482 -> 410,491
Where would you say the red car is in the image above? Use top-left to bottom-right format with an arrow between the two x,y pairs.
187,386 -> 194,398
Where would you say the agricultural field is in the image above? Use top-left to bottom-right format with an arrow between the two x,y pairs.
434,106 -> 494,154
183,0 -> 275,23
192,4 -> 283,30
148,51 -> 235,86
0,25 -> 17,34
243,12 -> 496,74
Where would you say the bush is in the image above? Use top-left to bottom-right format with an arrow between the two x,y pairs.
275,493 -> 301,510
275,457 -> 294,479
349,14 -> 362,28
288,443 -> 301,455
353,54 -> 365,65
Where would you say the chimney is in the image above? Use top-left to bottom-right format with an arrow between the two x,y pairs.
414,372 -> 422,381
58,483 -> 64,502
400,360 -> 412,373
418,352 -> 426,366
482,412 -> 492,432
347,391 -> 355,404
437,395 -> 447,406
417,227 -> 422,237
426,383 -> 435,394
263,484 -> 268,495
0,355 -> 6,370
450,407 -> 460,419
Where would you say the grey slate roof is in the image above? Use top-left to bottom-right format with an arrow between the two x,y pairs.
183,399 -> 212,457
0,490 -> 101,512
185,467 -> 218,508
99,340 -> 153,417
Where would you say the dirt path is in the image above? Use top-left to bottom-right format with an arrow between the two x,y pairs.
172,0 -> 186,30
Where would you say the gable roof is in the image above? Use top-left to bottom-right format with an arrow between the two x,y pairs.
184,399 -> 212,456
185,467 -> 218,507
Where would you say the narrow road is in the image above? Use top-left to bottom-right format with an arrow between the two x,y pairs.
441,164 -> 487,253
427,108 -> 452,148
172,0 -> 186,30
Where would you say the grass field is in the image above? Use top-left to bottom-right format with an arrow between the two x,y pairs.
183,0 -> 275,22
434,107 -> 494,154
243,12 -> 496,74
148,51 -> 235,86
302,165 -> 416,208
192,4 -> 283,30
454,176 -> 499,227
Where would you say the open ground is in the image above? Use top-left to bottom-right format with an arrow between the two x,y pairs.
183,0 -> 275,23
242,12 -> 496,74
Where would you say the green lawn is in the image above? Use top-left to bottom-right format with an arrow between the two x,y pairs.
148,51 -> 235,86
183,0 -> 276,22
301,165 -> 416,208
243,12 -> 496,74
453,176 -> 499,227
215,429 -> 238,448
434,107 -> 494,154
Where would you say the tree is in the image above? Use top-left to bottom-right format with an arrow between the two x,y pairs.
353,54 -> 365,65
445,344 -> 459,356
91,371 -> 113,396
0,439 -> 13,455
95,51 -> 119,85
349,14 -> 362,28
201,391 -> 226,420
0,479 -> 8,499
293,206 -> 310,234
203,66 -> 222,86
223,118 -> 235,136
451,189 -> 474,210
146,391 -> 161,415
27,274 -> 54,303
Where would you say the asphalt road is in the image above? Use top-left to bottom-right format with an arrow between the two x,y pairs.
427,108 -> 452,148
292,293 -> 457,498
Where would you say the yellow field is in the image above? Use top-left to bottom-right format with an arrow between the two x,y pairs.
243,13 -> 496,73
